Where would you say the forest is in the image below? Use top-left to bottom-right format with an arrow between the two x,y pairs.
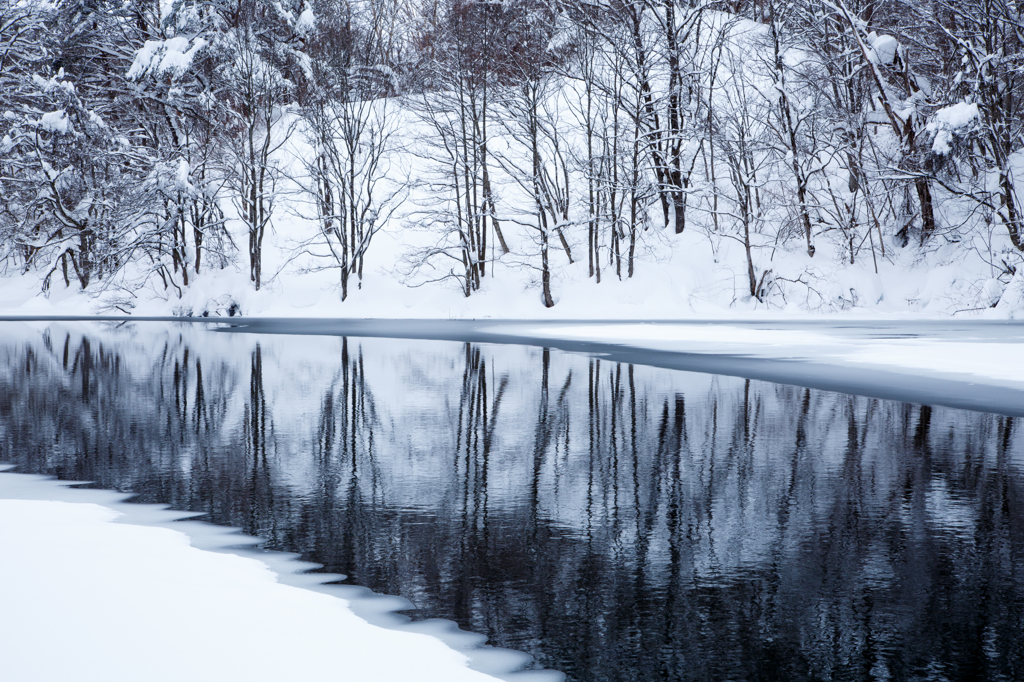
1,0 -> 1022,312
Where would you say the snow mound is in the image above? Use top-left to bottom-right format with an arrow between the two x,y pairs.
928,102 -> 980,155
0,491 -> 503,682
128,37 -> 209,80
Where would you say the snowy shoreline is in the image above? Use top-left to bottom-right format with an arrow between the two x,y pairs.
0,467 -> 550,682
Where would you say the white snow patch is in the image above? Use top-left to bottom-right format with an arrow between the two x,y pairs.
928,102 -> 980,155
296,3 -> 316,35
175,157 -> 192,191
867,33 -> 899,66
128,37 -> 208,80
37,110 -> 71,134
934,102 -> 980,130
0,475 -> 501,682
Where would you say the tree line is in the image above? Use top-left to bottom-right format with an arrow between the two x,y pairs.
1,0 -> 1022,309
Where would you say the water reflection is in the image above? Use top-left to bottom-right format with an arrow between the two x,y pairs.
2,322 -> 1024,681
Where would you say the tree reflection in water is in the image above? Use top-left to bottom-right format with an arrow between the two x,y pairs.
2,322 -> 1023,681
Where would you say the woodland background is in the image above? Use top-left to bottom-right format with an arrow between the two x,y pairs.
1,0 -> 1022,315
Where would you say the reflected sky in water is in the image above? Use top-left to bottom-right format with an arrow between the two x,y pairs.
2,321 -> 1024,681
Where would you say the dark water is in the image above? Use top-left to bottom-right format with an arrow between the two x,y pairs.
2,321 -> 1024,682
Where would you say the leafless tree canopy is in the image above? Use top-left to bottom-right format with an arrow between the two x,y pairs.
1,0 -> 1022,308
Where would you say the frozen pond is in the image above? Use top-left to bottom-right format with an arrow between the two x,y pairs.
3,320 -> 1024,681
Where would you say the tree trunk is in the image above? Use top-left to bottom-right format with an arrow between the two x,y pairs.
914,176 -> 936,244
541,233 -> 554,308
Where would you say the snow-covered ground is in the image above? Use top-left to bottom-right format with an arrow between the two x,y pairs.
0,467 -> 533,682
0,232 -> 1018,321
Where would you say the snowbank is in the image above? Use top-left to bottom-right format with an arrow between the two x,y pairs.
1,227 -> 1018,321
0,470 -> 502,682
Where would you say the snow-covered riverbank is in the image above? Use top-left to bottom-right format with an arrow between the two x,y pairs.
0,468 -> 509,682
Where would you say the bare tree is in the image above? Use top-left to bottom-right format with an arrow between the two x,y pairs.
831,0 -> 938,244
713,43 -> 776,301
221,17 -> 294,291
495,70 -> 575,307
297,26 -> 403,300
403,0 -> 510,296
764,0 -> 819,257
924,0 -> 1024,251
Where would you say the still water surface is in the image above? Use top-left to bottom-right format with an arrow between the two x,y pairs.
2,321 -> 1024,681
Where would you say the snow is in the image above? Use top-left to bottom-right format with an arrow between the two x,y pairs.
928,102 -> 980,155
0,244 -> 1016,320
295,3 -> 316,35
37,110 -> 71,134
934,102 -> 980,130
174,157 -> 192,191
983,277 -> 1004,306
127,40 -> 162,79
0,469 -> 504,682
867,33 -> 899,66
31,73 -> 75,95
128,37 -> 208,80
496,321 -> 1024,394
